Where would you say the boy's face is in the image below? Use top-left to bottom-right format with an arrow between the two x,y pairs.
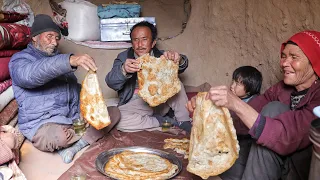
230,80 -> 247,99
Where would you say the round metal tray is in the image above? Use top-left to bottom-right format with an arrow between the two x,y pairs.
95,146 -> 183,179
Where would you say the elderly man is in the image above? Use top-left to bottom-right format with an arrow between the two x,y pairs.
187,31 -> 320,180
106,21 -> 191,132
9,14 -> 119,164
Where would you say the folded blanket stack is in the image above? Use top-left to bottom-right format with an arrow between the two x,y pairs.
0,11 -> 31,128
0,11 -> 31,164
0,10 -> 30,180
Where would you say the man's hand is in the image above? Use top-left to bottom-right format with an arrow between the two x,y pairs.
69,54 -> 98,71
162,51 -> 181,64
123,58 -> 141,74
0,132 -> 17,150
186,95 -> 197,112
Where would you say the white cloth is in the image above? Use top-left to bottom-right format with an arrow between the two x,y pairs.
0,86 -> 14,112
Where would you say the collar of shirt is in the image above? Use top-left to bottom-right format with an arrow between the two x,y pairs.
134,50 -> 154,59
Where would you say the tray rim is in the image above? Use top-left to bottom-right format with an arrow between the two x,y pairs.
95,146 -> 183,179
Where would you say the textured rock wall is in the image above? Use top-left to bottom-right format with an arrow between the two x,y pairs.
167,0 -> 320,92
3,0 -> 320,97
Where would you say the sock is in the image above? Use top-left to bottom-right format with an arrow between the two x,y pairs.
57,138 -> 89,164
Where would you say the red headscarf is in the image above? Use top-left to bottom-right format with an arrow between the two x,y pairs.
281,30 -> 320,76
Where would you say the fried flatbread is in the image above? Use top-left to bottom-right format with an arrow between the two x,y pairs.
104,151 -> 178,180
137,53 -> 181,107
164,138 -> 189,159
80,70 -> 111,130
187,92 -> 240,179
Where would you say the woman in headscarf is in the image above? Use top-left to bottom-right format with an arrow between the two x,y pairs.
187,30 -> 320,180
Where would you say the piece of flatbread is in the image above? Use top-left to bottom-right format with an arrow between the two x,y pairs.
104,151 -> 178,180
137,53 -> 181,107
80,70 -> 111,130
164,138 -> 189,159
187,92 -> 240,179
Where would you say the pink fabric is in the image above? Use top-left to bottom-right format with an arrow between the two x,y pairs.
281,31 -> 320,76
0,79 -> 12,94
0,11 -> 28,23
0,23 -> 31,50
0,57 -> 10,81
0,100 -> 18,126
0,125 -> 26,179
0,49 -> 20,57
0,138 -> 14,164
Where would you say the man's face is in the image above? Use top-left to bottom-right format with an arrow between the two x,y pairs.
280,44 -> 316,91
131,26 -> 156,57
32,31 -> 60,56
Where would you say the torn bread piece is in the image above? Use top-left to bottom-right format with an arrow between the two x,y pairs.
80,70 -> 111,130
137,53 -> 181,107
164,138 -> 189,159
187,92 -> 240,179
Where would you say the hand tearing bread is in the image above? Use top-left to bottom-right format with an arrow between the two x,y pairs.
80,70 -> 111,130
137,53 -> 181,107
187,92 -> 240,179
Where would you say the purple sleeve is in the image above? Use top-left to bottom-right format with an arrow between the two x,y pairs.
249,114 -> 266,139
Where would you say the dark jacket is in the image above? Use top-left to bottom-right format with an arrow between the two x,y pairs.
105,47 -> 188,106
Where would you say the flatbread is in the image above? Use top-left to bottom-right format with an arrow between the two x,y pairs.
137,53 -> 181,107
80,70 -> 111,130
187,92 -> 240,179
164,138 -> 189,159
104,151 -> 178,180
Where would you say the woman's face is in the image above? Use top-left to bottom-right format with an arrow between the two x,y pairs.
280,44 -> 317,91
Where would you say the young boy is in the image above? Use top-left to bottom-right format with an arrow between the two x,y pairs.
230,66 -> 262,103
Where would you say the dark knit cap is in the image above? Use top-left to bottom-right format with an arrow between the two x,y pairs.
31,14 -> 61,38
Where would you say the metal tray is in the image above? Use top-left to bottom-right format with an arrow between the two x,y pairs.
95,146 -> 183,179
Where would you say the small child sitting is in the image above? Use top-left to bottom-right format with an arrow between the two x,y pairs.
230,66 -> 262,103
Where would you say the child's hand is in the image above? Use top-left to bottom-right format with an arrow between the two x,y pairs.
0,132 -> 18,150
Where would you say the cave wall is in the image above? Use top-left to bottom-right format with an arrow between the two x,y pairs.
4,0 -> 320,98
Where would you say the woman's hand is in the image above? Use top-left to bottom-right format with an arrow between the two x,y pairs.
205,85 -> 239,111
206,85 -> 258,129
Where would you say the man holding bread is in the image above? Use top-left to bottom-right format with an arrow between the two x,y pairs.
187,31 -> 320,180
106,21 -> 192,133
9,14 -> 119,164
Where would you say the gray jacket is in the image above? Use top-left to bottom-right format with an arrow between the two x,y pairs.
9,43 -> 79,140
105,47 -> 188,106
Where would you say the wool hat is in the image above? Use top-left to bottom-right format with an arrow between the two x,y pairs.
281,30 -> 320,76
31,14 -> 61,38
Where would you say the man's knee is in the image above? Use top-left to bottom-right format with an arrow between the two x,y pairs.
32,123 -> 73,152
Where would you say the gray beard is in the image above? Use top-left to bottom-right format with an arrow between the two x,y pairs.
34,41 -> 56,56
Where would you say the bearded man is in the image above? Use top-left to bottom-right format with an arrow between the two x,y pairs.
9,14 -> 120,164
